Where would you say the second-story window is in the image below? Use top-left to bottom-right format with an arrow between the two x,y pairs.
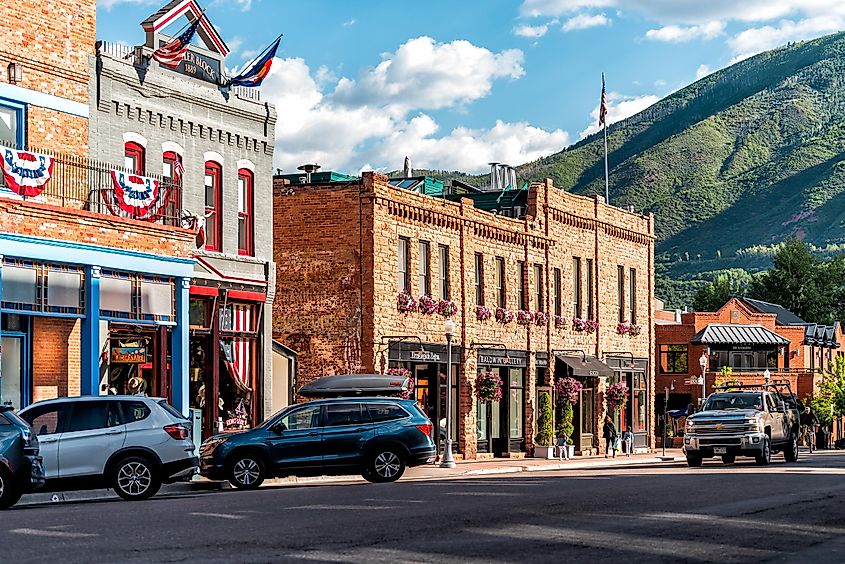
162,151 -> 182,222
418,241 -> 430,295
518,260 -> 526,310
586,259 -> 594,320
237,169 -> 254,256
629,267 -> 637,324
495,257 -> 506,308
0,101 -> 24,148
204,161 -> 222,252
438,244 -> 450,300
397,237 -> 410,292
534,264 -> 543,312
124,142 -> 145,175
553,268 -> 561,316
475,253 -> 484,305
572,257 -> 582,319
617,265 -> 625,323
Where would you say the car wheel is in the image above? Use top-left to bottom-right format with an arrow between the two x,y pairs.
364,448 -> 406,483
686,455 -> 702,468
229,454 -> 265,490
721,454 -> 736,464
784,435 -> 799,463
112,456 -> 161,501
755,437 -> 772,466
0,467 -> 23,509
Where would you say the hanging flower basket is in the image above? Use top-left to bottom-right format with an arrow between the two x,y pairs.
436,299 -> 458,318
476,305 -> 492,322
572,317 -> 599,334
516,310 -> 535,326
555,376 -> 582,405
628,324 -> 642,337
417,294 -> 437,315
475,371 -> 503,403
397,290 -> 417,314
534,311 -> 549,326
554,315 -> 566,329
616,322 -> 642,336
386,367 -> 414,399
606,382 -> 629,412
495,307 -> 514,324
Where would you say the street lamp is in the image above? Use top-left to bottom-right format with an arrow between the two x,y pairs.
698,351 -> 708,406
441,318 -> 457,468
763,368 -> 771,384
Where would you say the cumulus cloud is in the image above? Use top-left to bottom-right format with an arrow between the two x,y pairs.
695,64 -> 712,79
513,20 -> 558,38
579,92 -> 660,138
728,16 -> 845,61
645,21 -> 725,42
562,13 -> 611,31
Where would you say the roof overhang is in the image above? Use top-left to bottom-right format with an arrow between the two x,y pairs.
555,354 -> 613,378
691,324 -> 789,346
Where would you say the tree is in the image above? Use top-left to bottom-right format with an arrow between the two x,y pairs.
809,356 -> 845,425
557,401 -> 574,440
535,393 -> 554,447
692,270 -> 752,311
749,239 -> 818,320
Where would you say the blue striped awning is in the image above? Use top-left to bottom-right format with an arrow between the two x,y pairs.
690,324 -> 789,346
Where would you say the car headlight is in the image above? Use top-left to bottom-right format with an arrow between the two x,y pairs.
746,419 -> 762,431
685,421 -> 695,431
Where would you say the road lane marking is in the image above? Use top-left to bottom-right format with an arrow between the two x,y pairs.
285,504 -> 396,510
189,512 -> 245,520
9,528 -> 97,539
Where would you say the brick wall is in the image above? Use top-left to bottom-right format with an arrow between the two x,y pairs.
31,317 -> 81,401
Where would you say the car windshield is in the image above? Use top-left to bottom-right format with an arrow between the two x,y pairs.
703,393 -> 764,411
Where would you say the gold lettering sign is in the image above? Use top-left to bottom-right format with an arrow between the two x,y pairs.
111,347 -> 147,364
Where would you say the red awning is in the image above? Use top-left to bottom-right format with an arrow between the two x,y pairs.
228,289 -> 266,302
190,285 -> 219,297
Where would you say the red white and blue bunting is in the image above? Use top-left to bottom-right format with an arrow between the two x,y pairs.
105,170 -> 169,221
0,148 -> 55,197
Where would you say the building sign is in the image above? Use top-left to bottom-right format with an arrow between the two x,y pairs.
410,350 -> 442,362
536,353 -> 549,368
158,42 -> 221,84
478,350 -> 527,368
388,341 -> 461,364
111,347 -> 147,364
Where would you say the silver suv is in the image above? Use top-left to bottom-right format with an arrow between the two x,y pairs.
19,396 -> 197,501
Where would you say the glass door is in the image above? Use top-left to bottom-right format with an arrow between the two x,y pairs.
508,368 -> 524,452
0,336 -> 23,409
476,399 -> 489,452
579,385 -> 594,452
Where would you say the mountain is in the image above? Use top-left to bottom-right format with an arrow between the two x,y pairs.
422,32 -> 845,284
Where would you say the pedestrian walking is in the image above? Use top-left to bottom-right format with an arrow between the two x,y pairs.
603,417 -> 617,458
622,427 -> 633,457
556,430 -> 570,461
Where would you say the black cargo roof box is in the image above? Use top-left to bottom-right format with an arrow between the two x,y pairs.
298,374 -> 410,398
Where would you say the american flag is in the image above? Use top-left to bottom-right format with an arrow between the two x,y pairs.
152,18 -> 201,70
173,158 -> 184,181
223,304 -> 254,392
598,73 -> 608,127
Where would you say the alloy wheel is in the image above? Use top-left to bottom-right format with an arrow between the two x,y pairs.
233,458 -> 261,486
374,452 -> 401,479
0,472 -> 5,500
117,461 -> 152,496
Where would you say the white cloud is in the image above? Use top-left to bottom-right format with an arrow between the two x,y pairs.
513,20 -> 557,38
579,92 -> 660,138
342,18 -> 357,27
728,16 -> 845,61
695,64 -> 711,79
654,79 -> 667,87
645,21 -> 725,42
562,13 -> 611,32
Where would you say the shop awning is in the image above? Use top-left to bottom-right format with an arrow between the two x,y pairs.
555,354 -> 613,378
690,324 -> 789,346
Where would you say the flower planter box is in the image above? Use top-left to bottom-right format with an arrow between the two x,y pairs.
533,446 -> 555,459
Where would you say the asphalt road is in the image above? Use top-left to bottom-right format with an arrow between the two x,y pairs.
3,450 -> 845,563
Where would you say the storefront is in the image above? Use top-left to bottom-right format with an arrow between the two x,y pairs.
387,340 -> 461,452
476,349 -> 526,457
555,354 -> 613,454
606,356 -> 650,451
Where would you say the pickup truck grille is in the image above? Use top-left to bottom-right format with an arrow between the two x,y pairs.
699,438 -> 742,446
693,420 -> 755,435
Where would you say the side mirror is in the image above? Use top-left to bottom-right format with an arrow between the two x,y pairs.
271,421 -> 286,435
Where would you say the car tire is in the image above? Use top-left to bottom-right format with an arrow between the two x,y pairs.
228,453 -> 265,490
784,435 -> 799,463
0,467 -> 23,509
755,437 -> 772,466
721,454 -> 736,465
364,448 -> 406,483
112,456 -> 162,501
686,455 -> 703,468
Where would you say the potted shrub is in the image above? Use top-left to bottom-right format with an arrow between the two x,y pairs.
534,392 -> 555,458
555,377 -> 581,459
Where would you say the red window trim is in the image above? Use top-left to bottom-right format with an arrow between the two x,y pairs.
227,289 -> 265,302
204,161 -> 222,252
189,285 -> 219,297
124,142 -> 145,175
237,168 -> 254,256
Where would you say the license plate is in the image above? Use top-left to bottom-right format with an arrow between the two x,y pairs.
714,447 -> 727,454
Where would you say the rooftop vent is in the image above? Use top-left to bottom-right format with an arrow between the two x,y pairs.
488,162 -> 517,192
297,163 -> 321,183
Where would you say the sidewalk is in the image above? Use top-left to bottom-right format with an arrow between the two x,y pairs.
17,449 -> 685,507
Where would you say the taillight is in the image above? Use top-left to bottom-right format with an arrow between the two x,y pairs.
164,424 -> 189,440
416,423 -> 433,439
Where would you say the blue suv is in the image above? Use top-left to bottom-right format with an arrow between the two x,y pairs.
200,398 -> 436,488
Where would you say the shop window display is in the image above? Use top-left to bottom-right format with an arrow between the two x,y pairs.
104,335 -> 153,396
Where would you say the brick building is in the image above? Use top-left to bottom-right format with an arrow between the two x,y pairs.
88,0 -> 278,435
273,171 -> 655,458
655,297 -> 843,425
0,0 -> 196,412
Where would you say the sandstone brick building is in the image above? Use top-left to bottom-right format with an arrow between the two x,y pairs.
273,171 -> 655,458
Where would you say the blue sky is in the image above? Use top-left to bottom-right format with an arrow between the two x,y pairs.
97,0 -> 845,173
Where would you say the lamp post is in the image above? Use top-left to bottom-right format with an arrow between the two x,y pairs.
662,386 -> 669,457
698,351 -> 708,407
441,318 -> 457,468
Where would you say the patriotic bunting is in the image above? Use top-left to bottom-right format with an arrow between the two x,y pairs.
220,304 -> 255,392
105,170 -> 169,221
0,147 -> 55,197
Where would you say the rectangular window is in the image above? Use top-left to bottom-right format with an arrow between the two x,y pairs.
438,245 -> 450,300
572,257 -> 582,319
0,101 -> 25,147
237,170 -> 254,256
629,268 -> 637,325
397,237 -> 410,292
418,241 -> 430,296
553,268 -> 561,316
533,264 -> 543,312
617,265 -> 625,323
495,257 -> 506,308
508,368 -> 524,439
204,162 -> 222,252
474,253 -> 484,305
586,259 -> 594,320
518,260 -> 526,310
124,142 -> 145,175
659,345 -> 689,373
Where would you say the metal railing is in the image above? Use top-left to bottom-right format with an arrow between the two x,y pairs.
0,143 -> 183,227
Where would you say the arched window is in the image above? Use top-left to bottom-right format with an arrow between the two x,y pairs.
124,142 -> 145,175
162,151 -> 183,223
204,161 -> 222,251
237,168 -> 254,256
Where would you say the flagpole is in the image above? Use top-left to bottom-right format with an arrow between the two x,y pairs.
603,120 -> 609,204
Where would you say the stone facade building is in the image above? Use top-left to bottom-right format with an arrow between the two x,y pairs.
88,0 -> 278,436
273,171 -> 655,459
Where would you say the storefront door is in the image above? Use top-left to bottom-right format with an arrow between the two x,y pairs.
0,333 -> 26,409
574,382 -> 595,452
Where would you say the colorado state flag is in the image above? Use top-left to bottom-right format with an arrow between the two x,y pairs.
229,36 -> 281,88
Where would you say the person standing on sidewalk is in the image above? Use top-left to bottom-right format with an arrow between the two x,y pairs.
622,427 -> 633,457
603,417 -> 617,458
556,429 -> 570,461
